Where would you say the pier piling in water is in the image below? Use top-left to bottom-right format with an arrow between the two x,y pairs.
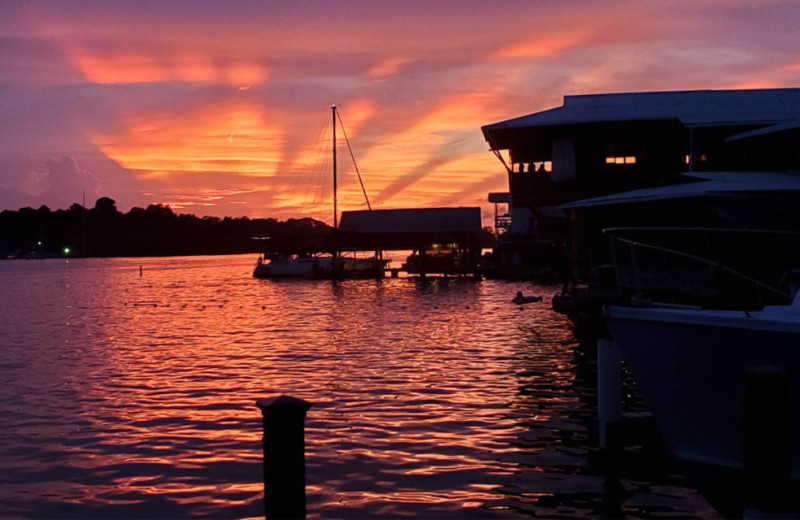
597,338 -> 622,450
256,395 -> 312,520
742,367 -> 793,517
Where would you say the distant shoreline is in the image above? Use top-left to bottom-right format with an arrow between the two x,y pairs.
1,250 -> 262,261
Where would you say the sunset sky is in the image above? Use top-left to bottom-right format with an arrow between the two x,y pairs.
2,0 -> 799,225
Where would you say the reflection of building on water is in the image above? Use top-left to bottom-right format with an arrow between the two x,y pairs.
481,88 -> 800,285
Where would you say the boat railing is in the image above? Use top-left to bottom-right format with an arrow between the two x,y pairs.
604,227 -> 798,309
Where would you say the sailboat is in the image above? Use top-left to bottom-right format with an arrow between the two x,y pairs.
253,105 -> 388,280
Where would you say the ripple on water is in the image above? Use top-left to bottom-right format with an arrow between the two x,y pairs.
0,256 -> 719,519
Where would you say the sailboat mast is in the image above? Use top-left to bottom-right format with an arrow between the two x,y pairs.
332,104 -> 338,230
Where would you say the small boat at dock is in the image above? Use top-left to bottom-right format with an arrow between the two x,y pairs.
253,105 -> 386,280
253,253 -> 333,279
253,253 -> 388,280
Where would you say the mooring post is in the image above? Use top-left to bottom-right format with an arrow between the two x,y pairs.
256,395 -> 313,520
597,337 -> 623,450
742,367 -> 792,518
597,338 -> 625,518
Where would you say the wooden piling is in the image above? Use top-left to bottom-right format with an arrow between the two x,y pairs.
256,395 -> 312,520
742,367 -> 792,517
597,337 -> 622,450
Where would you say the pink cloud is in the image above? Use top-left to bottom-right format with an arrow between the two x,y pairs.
1,0 -> 799,223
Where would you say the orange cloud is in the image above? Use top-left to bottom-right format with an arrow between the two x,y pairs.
492,29 -> 591,60
730,79 -> 782,90
333,99 -> 378,140
68,46 -> 268,87
171,51 -> 219,83
224,61 -> 268,87
70,48 -> 170,84
399,152 -> 503,207
93,102 -> 284,179
350,90 -> 504,206
367,57 -> 409,79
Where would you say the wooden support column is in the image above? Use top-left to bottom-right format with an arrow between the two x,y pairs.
256,395 -> 312,520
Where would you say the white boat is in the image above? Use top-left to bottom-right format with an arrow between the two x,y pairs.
253,105 -> 386,280
253,253 -> 387,280
253,254 -> 334,279
597,223 -> 800,514
604,292 -> 800,513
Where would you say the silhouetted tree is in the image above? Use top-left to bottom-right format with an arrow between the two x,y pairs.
0,198 -> 332,258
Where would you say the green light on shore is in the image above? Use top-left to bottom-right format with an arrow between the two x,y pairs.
64,247 -> 71,255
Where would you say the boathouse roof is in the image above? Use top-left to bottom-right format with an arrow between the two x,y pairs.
482,88 -> 800,147
337,207 -> 483,250
339,207 -> 481,234
561,171 -> 800,209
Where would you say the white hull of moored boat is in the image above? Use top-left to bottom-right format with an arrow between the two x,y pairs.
604,302 -> 800,478
253,255 -> 387,279
253,256 -> 334,279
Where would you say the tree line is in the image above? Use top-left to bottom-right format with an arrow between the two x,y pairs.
0,197 -> 332,258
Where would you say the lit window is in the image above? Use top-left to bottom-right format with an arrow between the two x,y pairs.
606,156 -> 637,165
685,153 -> 707,164
528,161 -> 553,173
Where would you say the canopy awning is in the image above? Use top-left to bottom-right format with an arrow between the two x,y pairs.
561,171 -> 800,209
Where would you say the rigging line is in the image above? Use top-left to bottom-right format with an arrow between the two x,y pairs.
293,119 -> 328,193
292,118 -> 328,214
309,120 -> 330,210
335,108 -> 372,211
302,118 -> 330,213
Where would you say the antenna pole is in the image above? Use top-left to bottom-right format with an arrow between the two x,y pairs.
332,104 -> 338,229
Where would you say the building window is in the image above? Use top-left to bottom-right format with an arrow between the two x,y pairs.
514,161 -> 552,173
605,156 -> 636,165
530,161 -> 552,173
684,153 -> 707,164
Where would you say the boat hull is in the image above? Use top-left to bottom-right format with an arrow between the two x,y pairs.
253,256 -> 334,279
604,305 -> 800,513
252,256 -> 386,280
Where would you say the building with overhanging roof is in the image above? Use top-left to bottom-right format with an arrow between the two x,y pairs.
480,88 -> 800,278
336,207 -> 483,251
336,207 -> 485,277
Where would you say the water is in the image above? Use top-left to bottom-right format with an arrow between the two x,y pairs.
0,255 -> 717,519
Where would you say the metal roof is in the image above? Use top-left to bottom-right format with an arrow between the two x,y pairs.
482,89 -> 800,138
561,171 -> 800,209
725,119 -> 800,141
338,207 -> 482,234
488,192 -> 510,203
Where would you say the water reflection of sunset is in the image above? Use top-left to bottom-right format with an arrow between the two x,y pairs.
0,256 -> 717,518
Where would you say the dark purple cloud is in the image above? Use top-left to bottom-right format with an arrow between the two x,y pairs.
0,0 -> 799,222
